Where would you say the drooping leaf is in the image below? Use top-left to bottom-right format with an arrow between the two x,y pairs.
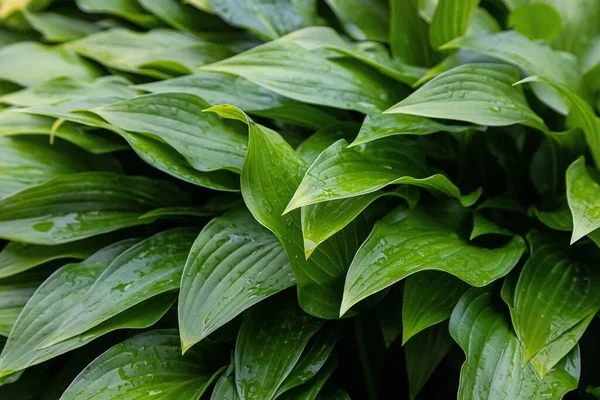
508,3 -> 562,41
234,294 -> 323,400
178,208 -> 295,351
341,202 -> 526,315
402,271 -> 469,343
325,0 -> 388,42
23,10 -> 100,42
60,329 -> 226,400
75,0 -> 160,27
0,172 -> 190,245
429,0 -> 480,49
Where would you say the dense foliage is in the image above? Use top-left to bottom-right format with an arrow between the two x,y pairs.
0,0 -> 600,398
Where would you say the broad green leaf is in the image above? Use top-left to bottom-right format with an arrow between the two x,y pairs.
402,271 -> 469,343
567,157 -> 600,243
202,40 -> 398,114
352,112 -> 480,146
137,0 -> 227,33
0,172 -> 190,245
341,202 -> 526,315
442,31 -> 583,114
0,240 -> 174,377
0,269 -> 48,336
89,92 -> 248,172
234,294 -> 323,400
23,11 -> 100,42
429,0 -> 480,49
0,42 -> 101,87
66,28 -> 235,78
531,204 -> 600,247
136,72 -> 340,129
386,63 -> 547,131
42,228 -> 197,347
60,329 -> 226,400
450,288 -> 580,399
211,360 -> 238,400
178,208 -> 295,351
284,138 -> 480,212
390,0 -> 432,66
470,212 -> 512,240
325,0 -> 388,42
206,105 -> 360,318
75,0 -> 160,27
0,136 -> 120,199
510,232 -> 600,376
405,323 -> 453,400
208,0 -> 322,41
467,7 -> 501,35
295,122 -> 359,164
276,354 -> 338,400
508,3 -> 562,41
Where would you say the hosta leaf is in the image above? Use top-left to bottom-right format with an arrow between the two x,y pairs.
75,0 -> 160,27
341,202 -> 526,315
42,228 -> 197,347
429,0 -> 480,49
385,63 -> 547,131
23,11 -> 100,42
202,40 -> 398,114
442,31 -> 582,114
136,72 -> 340,129
0,172 -> 190,245
179,208 -> 295,351
137,0 -> 227,33
208,0 -> 322,41
324,0 -> 388,42
352,112 -> 479,146
405,323 -> 453,400
66,28 -> 235,78
567,157 -> 600,243
509,232 -> 600,376
542,0 -> 600,56
389,0 -> 432,66
470,212 -> 513,239
276,354 -> 338,400
508,3 -> 562,41
60,329 -> 226,400
0,269 -> 48,336
0,239 -> 174,377
295,122 -> 359,164
450,288 -> 580,399
234,294 -> 323,400
211,361 -> 238,400
89,92 -> 248,172
284,138 -> 480,213
402,271 -> 469,343
0,42 -> 101,86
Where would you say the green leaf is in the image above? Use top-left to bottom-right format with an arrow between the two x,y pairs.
0,269 -> 49,336
508,3 -> 562,41
541,0 -> 600,56
89,92 -> 248,172
75,0 -> 160,27
450,288 -> 580,399
295,122 -> 359,164
389,0 -> 432,66
405,323 -> 453,400
136,72 -> 340,129
341,202 -> 526,315
41,228 -> 197,347
429,0 -> 480,49
276,354 -> 338,400
202,40 -> 398,113
0,172 -> 190,245
23,11 -> 100,42
566,157 -> 600,243
402,271 -> 469,343
470,212 -> 513,240
234,294 -> 323,400
0,42 -> 101,87
211,361 -> 238,400
137,0 -> 227,33
60,329 -> 226,400
0,240 -> 174,377
66,28 -> 236,78
284,138 -> 480,213
178,208 -> 295,351
385,63 -> 547,131
442,31 -> 583,114
509,232 -> 600,376
325,0 -> 388,42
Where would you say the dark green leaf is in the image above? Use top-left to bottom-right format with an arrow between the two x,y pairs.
277,354 -> 338,400
389,0 -> 432,66
0,269 -> 49,336
567,157 -> 600,243
325,0 -> 388,42
429,0 -> 480,49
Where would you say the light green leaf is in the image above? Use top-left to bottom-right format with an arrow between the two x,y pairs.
402,271 -> 469,344
390,0 -> 432,66
277,354 -> 338,400
89,92 -> 248,172
470,212 -> 513,240
567,157 -> 600,243
41,228 -> 197,347
467,7 -> 501,35
450,287 -> 580,399
0,240 -> 174,378
0,42 -> 101,87
0,269 -> 49,336
66,28 -> 235,78
234,294 -> 323,400
137,0 -> 226,33
23,11 -> 100,42
0,172 -> 190,245
442,31 -> 583,114
178,208 -> 295,351
325,0 -> 388,42
75,0 -> 160,27
202,40 -> 398,114
508,3 -> 562,41
541,0 -> 600,56
341,202 -> 526,315
60,329 -> 226,400
429,0 -> 480,49
405,323 -> 453,400
386,63 -> 547,131
285,138 -> 480,213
